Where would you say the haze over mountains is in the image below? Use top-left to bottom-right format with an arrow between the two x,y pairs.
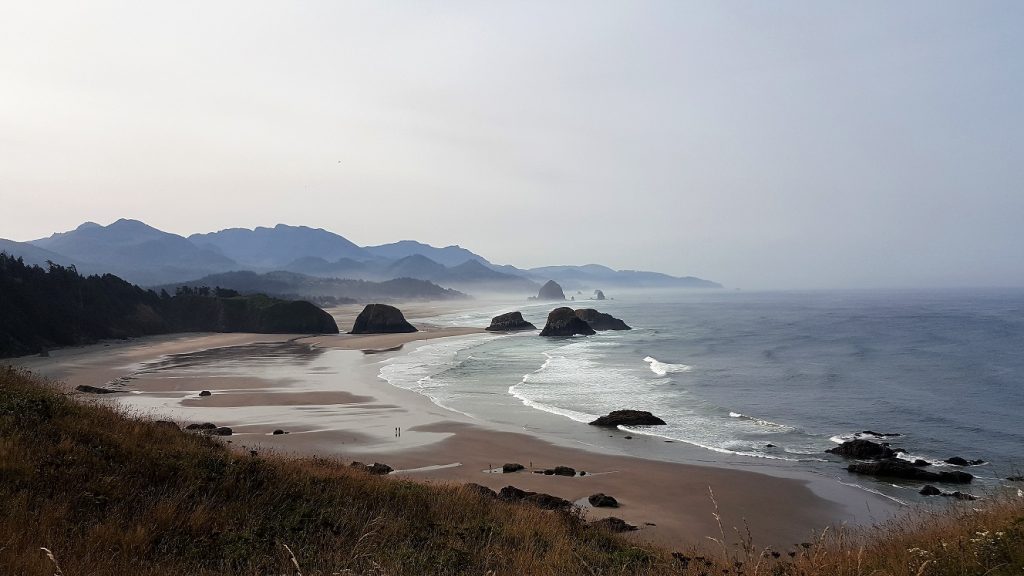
1,219 -> 720,298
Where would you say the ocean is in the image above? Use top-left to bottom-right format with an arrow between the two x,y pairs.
384,289 -> 1024,504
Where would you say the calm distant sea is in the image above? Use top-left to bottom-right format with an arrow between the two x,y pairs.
384,289 -> 1024,502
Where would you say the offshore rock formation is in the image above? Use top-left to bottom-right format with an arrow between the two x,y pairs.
826,439 -> 896,459
574,309 -> 631,331
537,280 -> 566,301
847,459 -> 973,483
350,304 -> 417,334
539,307 -> 596,337
485,312 -> 536,332
589,410 -> 667,427
594,290 -> 605,300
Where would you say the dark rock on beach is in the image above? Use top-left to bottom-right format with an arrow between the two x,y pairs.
574,309 -> 631,331
945,491 -> 977,501
523,493 -> 573,510
539,307 -> 596,337
589,410 -> 666,427
826,439 -> 896,459
588,493 -> 619,508
464,483 -> 498,499
913,459 -> 930,467
350,462 -> 393,475
350,304 -> 417,334
847,458 -> 973,483
199,390 -> 212,397
210,426 -> 233,436
502,463 -> 525,473
552,466 -> 576,477
499,486 -> 535,501
537,280 -> 566,301
920,485 -> 941,496
185,422 -> 218,431
272,429 -> 286,435
74,384 -> 118,394
591,517 -> 638,533
486,312 -> 536,332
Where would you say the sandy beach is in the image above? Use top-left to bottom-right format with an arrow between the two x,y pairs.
11,300 -> 896,552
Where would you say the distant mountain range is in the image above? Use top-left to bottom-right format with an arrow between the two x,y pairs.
0,219 -> 721,298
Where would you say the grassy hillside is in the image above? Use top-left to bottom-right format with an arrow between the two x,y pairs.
1,369 -> 1022,575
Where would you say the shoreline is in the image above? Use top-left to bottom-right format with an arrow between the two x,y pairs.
9,302 -> 900,550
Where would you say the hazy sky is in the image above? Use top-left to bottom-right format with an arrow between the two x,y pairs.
2,1 -> 1022,289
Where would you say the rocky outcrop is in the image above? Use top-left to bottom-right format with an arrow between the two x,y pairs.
350,304 -> 417,334
350,462 -> 393,475
539,307 -> 596,337
464,483 -> 498,499
591,517 -> 637,532
588,493 -> 619,508
551,466 -> 576,477
826,439 -> 897,459
589,410 -> 666,427
502,463 -> 525,473
847,459 -> 973,483
75,385 -> 118,394
486,312 -> 536,332
537,280 -> 566,301
523,493 -> 573,510
185,422 -> 217,431
594,290 -> 605,301
499,486 -> 534,501
920,485 -> 941,496
210,426 -> 232,436
574,309 -> 631,331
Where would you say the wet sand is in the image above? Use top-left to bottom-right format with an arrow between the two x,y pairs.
9,305 -> 887,552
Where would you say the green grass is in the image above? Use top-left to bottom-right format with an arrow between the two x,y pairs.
2,366 -> 1022,575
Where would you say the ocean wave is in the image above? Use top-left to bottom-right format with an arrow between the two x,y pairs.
618,426 -> 824,462
728,411 -> 793,430
643,356 -> 692,377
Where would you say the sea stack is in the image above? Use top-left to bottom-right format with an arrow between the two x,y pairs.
539,307 -> 596,337
537,280 -> 566,301
350,304 -> 417,334
574,309 -> 630,330
486,312 -> 536,332
594,290 -> 606,300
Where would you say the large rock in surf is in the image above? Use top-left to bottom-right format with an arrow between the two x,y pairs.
537,280 -> 566,301
539,307 -> 596,337
486,312 -> 536,332
350,304 -> 417,334
826,439 -> 896,459
74,385 -> 118,394
594,290 -> 606,301
574,309 -> 631,331
847,458 -> 973,483
589,410 -> 666,427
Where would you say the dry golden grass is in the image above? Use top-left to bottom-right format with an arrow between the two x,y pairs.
1,366 -> 1022,575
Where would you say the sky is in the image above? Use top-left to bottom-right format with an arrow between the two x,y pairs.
1,1 -> 1022,289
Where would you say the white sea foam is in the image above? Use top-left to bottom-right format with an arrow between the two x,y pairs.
643,356 -> 692,377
